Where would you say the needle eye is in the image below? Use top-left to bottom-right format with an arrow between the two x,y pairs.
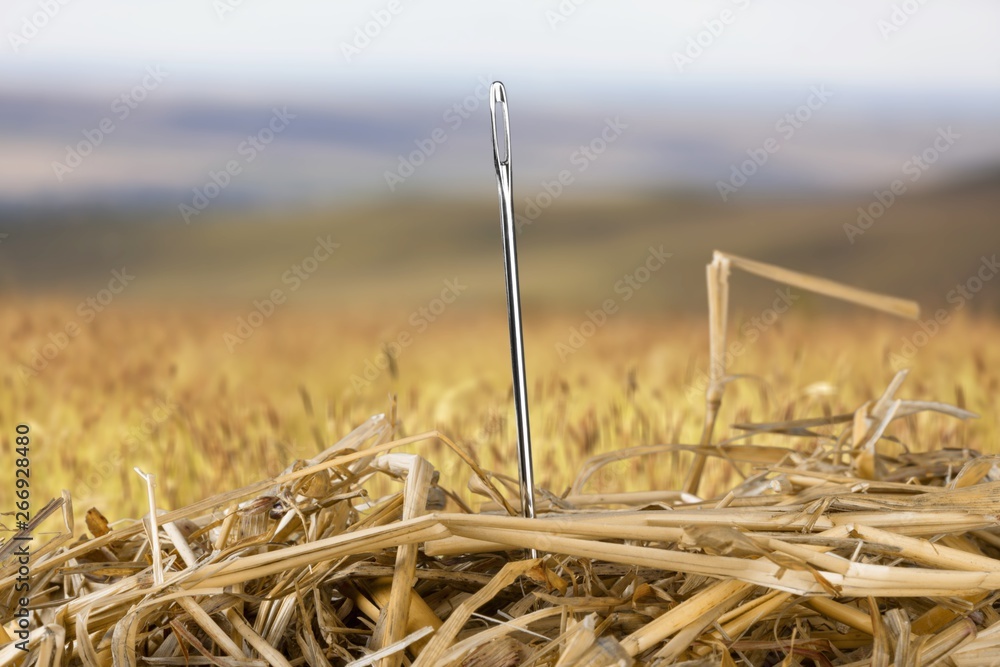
490,82 -> 509,166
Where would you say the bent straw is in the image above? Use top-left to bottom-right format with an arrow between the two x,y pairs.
684,250 -> 921,495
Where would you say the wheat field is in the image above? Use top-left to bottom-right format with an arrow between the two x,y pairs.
2,298 -> 996,525
5,294 -> 1000,664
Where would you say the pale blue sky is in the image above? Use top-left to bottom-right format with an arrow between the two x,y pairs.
2,1 -> 998,206
2,0 -> 998,99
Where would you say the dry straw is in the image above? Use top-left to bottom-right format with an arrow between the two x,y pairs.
5,251 -> 997,666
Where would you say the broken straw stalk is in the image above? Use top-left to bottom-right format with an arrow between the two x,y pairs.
683,250 -> 921,496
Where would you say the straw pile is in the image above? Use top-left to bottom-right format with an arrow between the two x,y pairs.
4,253 -> 998,666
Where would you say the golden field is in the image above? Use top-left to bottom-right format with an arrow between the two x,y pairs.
1,298 -> 997,525
4,183 -> 999,527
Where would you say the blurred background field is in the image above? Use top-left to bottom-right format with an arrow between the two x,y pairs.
1,1 -> 999,524
3,177 -> 1000,311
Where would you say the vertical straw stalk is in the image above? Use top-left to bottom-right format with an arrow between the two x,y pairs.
683,252 -> 730,495
683,251 -> 919,496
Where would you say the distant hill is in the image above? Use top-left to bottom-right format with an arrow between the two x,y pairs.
1,174 -> 999,319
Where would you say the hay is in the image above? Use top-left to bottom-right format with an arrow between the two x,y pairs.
3,389 -> 995,666
3,253 -> 997,666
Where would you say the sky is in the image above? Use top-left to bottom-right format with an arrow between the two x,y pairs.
3,0 -> 998,97
1,1 -> 998,207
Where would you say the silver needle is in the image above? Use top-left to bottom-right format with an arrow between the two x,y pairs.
490,81 -> 538,557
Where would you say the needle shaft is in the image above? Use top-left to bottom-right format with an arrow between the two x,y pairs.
490,82 -> 538,548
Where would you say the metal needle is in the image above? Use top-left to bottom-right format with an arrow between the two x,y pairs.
490,81 -> 538,556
